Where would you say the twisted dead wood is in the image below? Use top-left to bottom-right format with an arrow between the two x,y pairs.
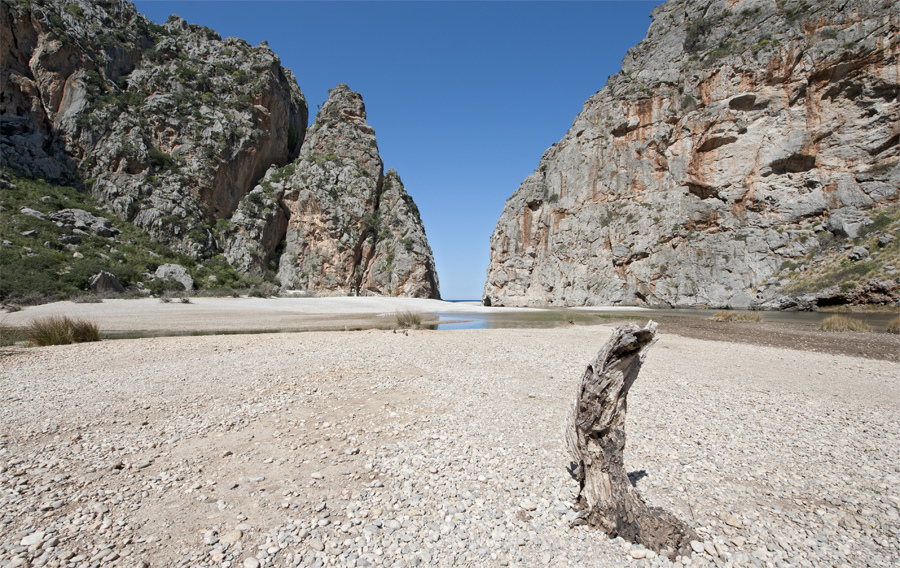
565,321 -> 697,558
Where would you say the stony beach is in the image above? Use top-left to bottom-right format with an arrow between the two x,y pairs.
1,315 -> 898,567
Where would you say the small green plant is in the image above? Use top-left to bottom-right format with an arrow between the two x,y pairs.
25,316 -> 100,346
818,314 -> 873,333
709,311 -> 762,322
395,310 -> 422,329
887,317 -> 900,335
865,162 -> 895,176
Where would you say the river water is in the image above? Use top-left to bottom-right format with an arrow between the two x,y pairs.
433,306 -> 899,332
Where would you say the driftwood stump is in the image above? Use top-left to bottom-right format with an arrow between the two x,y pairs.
565,321 -> 697,558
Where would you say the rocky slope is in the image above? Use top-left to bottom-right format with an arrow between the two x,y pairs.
2,1 -> 439,299
2,0 -> 307,257
225,85 -> 439,298
484,0 -> 899,309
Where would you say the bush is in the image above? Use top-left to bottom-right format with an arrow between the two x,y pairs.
709,311 -> 762,322
818,314 -> 873,333
395,310 -> 422,329
26,316 -> 101,346
148,278 -> 185,296
684,17 -> 714,53
148,147 -> 177,172
887,317 -> 900,335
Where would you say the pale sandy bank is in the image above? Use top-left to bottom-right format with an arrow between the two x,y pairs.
0,297 -> 552,333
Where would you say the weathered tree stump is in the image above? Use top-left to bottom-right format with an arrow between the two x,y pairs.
565,321 -> 697,558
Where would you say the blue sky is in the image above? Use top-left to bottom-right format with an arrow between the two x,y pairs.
134,0 -> 664,300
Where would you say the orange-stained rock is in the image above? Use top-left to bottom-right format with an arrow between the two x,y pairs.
484,0 -> 899,309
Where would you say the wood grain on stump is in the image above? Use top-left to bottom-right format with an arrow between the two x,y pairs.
565,321 -> 697,558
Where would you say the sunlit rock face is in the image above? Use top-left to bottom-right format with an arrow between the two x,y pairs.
2,0 -> 307,257
484,0 -> 899,308
270,85 -> 440,298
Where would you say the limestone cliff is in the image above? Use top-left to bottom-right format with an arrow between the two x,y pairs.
2,0 -> 307,256
228,85 -> 440,298
3,2 -> 440,298
484,0 -> 899,308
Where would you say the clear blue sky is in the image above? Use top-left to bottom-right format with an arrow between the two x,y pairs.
134,0 -> 664,300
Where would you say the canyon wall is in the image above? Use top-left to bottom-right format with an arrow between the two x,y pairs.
484,0 -> 899,308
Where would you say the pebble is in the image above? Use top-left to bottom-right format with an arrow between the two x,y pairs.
220,530 -> 242,544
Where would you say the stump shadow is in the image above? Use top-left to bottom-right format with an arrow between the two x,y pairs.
627,469 -> 648,487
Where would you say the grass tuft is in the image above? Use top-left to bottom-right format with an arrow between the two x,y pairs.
818,314 -> 873,333
71,293 -> 103,304
395,310 -> 423,329
709,310 -> 762,322
0,325 -> 27,346
25,315 -> 101,346
887,316 -> 900,335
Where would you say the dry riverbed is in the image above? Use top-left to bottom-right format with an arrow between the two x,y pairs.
1,326 -> 898,568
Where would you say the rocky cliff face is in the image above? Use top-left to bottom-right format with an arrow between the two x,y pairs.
243,84 -> 440,298
484,0 -> 899,308
2,0 -> 307,256
3,2 -> 440,298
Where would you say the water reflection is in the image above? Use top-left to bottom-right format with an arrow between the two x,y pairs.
435,307 -> 898,332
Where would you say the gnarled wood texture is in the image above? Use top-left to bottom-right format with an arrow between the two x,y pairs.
566,321 -> 697,558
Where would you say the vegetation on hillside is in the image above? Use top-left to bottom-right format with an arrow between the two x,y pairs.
0,172 -> 271,304
776,206 -> 900,295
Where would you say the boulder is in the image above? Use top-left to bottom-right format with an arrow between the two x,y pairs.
154,264 -> 193,291
826,208 -> 873,239
88,271 -> 124,294
848,247 -> 870,262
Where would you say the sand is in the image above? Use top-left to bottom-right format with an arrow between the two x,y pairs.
0,297 -> 549,333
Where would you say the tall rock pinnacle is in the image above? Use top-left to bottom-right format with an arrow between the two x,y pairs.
261,84 -> 440,298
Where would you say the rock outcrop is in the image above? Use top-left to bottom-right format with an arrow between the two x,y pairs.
3,3 -> 440,298
2,0 -> 307,256
484,0 -> 899,308
242,84 -> 440,298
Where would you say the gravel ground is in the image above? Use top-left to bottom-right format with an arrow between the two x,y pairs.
1,326 -> 898,568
